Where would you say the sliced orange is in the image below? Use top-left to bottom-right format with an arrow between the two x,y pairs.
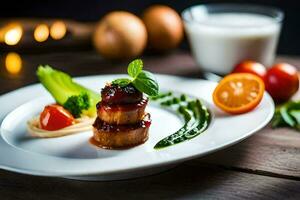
213,73 -> 265,114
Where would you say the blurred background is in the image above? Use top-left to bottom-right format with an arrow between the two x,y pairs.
0,0 -> 299,54
0,0 -> 299,94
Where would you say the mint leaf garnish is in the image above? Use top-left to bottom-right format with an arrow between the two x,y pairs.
128,59 -> 143,78
111,59 -> 159,96
132,71 -> 159,96
112,78 -> 131,87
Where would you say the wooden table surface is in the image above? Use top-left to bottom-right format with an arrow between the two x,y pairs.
1,50 -> 300,200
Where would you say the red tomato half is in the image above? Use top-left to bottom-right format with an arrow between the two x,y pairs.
232,60 -> 267,80
40,104 -> 75,131
265,63 -> 299,102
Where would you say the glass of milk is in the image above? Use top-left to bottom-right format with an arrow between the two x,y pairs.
182,4 -> 284,74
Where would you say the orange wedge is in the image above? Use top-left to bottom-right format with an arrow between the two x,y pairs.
213,73 -> 265,114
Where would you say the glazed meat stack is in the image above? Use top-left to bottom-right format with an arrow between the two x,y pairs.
92,83 -> 151,149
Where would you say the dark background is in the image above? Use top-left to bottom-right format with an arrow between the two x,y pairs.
0,0 -> 299,55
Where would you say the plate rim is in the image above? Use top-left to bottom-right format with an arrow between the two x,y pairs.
0,74 -> 275,177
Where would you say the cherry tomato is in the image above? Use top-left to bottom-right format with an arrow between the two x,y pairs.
40,104 -> 74,131
232,60 -> 267,79
265,63 -> 299,102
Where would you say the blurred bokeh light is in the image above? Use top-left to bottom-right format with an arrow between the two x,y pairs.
34,24 -> 49,42
0,23 -> 23,45
50,21 -> 67,40
5,52 -> 22,75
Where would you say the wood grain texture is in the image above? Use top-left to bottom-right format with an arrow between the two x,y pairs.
191,125 -> 300,179
1,165 -> 300,200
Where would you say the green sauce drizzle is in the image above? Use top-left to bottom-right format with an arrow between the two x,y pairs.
151,92 -> 211,150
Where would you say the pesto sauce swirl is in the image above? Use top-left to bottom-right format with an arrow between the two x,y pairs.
152,92 -> 211,149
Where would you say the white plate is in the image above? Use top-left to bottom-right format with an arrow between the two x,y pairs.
0,74 -> 274,180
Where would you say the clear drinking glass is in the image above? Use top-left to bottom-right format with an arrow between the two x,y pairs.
182,4 -> 284,74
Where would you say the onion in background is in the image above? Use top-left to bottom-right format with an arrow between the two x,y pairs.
142,5 -> 184,52
93,11 -> 147,59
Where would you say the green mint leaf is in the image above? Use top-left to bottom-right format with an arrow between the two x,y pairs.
272,101 -> 300,129
290,110 -> 300,125
132,71 -> 159,96
112,78 -> 132,87
280,105 -> 296,127
128,59 -> 143,78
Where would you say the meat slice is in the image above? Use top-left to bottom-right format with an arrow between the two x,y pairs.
97,97 -> 148,125
92,114 -> 151,149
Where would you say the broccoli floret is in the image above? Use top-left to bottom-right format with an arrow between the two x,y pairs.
63,93 -> 90,118
36,65 -> 100,117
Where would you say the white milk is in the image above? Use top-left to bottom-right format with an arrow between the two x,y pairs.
184,13 -> 281,74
